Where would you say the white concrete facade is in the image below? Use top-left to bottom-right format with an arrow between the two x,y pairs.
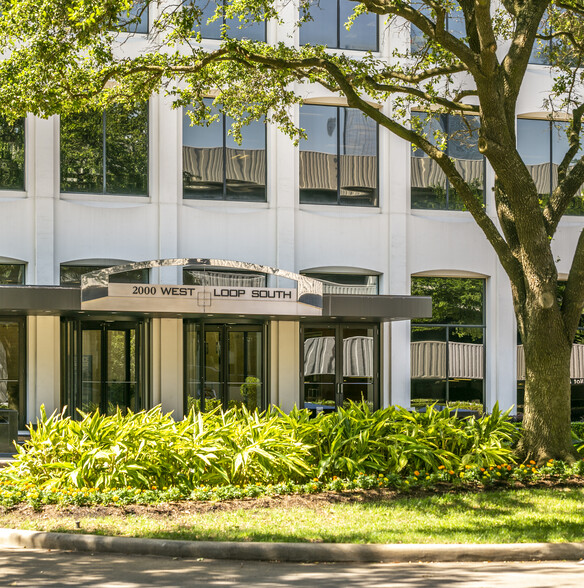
0,6 -> 576,425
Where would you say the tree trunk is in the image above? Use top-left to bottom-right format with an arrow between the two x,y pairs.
517,307 -> 577,462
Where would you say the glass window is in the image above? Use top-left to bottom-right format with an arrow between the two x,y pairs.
411,112 -> 484,210
0,317 -> 26,429
183,268 -> 266,287
118,1 -> 149,34
517,118 -> 584,215
183,100 -> 266,201
195,0 -> 266,41
411,2 -> 465,52
60,265 -> 149,286
60,103 -> 148,196
302,323 -> 379,412
0,116 -> 25,191
411,277 -> 485,409
302,272 -> 378,294
300,0 -> 377,51
300,105 -> 378,206
0,264 -> 25,285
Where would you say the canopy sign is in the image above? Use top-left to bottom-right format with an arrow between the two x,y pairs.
81,258 -> 323,316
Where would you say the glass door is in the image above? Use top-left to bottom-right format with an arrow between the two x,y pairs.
62,319 -> 148,416
302,324 -> 379,412
184,322 -> 265,412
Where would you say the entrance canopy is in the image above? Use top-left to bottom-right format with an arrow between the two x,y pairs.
0,259 -> 432,322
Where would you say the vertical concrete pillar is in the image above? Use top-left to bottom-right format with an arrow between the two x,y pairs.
27,315 -> 60,422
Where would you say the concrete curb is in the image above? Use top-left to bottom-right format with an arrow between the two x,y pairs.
1,528 -> 584,562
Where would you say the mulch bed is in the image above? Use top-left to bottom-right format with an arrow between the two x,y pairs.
2,477 -> 584,524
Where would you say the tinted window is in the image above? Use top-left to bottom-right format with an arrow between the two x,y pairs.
411,277 -> 485,409
0,264 -> 25,285
196,0 -> 266,41
411,112 -> 484,210
183,100 -> 266,201
300,105 -> 378,206
61,104 -> 148,196
0,116 -> 25,191
517,118 -> 584,215
60,265 -> 149,286
300,0 -> 377,51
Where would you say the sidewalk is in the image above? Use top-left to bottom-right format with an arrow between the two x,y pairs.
1,528 -> 584,563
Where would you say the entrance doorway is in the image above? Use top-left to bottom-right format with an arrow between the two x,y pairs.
184,322 -> 265,412
302,324 -> 379,411
61,319 -> 149,416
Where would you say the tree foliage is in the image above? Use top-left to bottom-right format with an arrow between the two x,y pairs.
1,0 -> 584,460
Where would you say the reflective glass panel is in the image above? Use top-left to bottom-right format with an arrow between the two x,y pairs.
227,330 -> 262,410
411,326 -> 447,404
60,110 -> 103,194
118,1 -> 149,34
300,105 -> 338,204
339,108 -> 378,206
106,329 -> 136,415
299,0 -> 337,47
304,272 -> 378,294
341,326 -> 374,406
303,327 -> 336,408
184,269 -> 266,287
225,114 -> 266,201
517,118 -> 550,198
105,104 -> 148,195
411,276 -> 484,325
183,102 -> 224,199
184,322 -> 201,412
61,105 -> 147,195
339,0 -> 377,50
81,328 -> 102,413
60,265 -> 149,286
197,0 -> 265,40
411,113 -> 448,209
203,328 -> 223,409
0,116 -> 25,190
0,321 -> 22,417
0,264 -> 24,285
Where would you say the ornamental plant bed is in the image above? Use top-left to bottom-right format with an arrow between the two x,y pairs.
2,478 -> 584,545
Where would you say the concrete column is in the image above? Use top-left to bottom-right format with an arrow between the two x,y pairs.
157,318 -> 183,419
486,266 -> 517,413
270,321 -> 299,412
27,315 -> 60,422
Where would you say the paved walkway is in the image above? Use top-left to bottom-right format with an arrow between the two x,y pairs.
1,547 -> 584,587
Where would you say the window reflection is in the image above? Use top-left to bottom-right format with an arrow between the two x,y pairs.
302,272 -> 379,294
60,104 -> 148,196
60,265 -> 149,286
0,264 -> 25,285
183,268 -> 266,287
300,0 -> 377,51
118,1 -> 149,34
183,100 -> 266,201
0,116 -> 25,191
411,112 -> 484,210
300,105 -> 378,206
411,277 -> 485,408
0,318 -> 25,429
195,0 -> 266,41
517,118 -> 584,215
411,2 -> 465,53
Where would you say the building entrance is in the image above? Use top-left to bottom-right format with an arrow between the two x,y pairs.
185,322 -> 265,412
302,324 -> 379,411
61,319 -> 149,416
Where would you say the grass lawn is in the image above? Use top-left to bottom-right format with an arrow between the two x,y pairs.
1,487 -> 584,544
